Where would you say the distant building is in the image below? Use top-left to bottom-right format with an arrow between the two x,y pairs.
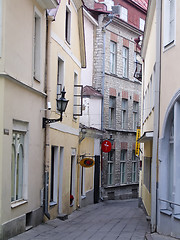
84,0 -> 147,200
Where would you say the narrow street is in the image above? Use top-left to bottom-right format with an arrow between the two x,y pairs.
10,199 -> 150,240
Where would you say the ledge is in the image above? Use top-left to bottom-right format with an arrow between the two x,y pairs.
49,201 -> 57,207
174,214 -> 180,220
11,200 -> 28,209
160,209 -> 172,216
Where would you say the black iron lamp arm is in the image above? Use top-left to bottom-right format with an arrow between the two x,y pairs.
43,113 -> 62,128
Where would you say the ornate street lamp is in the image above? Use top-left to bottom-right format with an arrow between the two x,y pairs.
43,88 -> 69,128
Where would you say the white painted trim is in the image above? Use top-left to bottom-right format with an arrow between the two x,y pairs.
51,31 -> 81,68
50,122 -> 79,136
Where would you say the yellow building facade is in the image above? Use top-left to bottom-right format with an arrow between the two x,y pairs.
45,0 -> 86,219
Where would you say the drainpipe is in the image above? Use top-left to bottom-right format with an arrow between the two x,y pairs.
151,0 -> 162,232
44,14 -> 54,220
101,17 -> 113,130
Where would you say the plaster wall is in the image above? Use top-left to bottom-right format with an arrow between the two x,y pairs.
4,0 -> 46,92
1,77 -> 45,224
81,14 -> 94,86
160,0 -> 180,137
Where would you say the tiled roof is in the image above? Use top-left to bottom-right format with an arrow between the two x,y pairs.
131,0 -> 148,10
83,86 -> 103,98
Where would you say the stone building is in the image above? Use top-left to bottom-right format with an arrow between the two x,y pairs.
85,0 -> 147,200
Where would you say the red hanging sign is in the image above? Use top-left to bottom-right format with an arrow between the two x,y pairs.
101,140 -> 112,153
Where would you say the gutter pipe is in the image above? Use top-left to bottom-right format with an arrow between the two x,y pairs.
44,14 -> 54,220
151,0 -> 162,232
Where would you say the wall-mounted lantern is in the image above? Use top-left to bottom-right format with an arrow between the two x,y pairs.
43,88 -> 69,128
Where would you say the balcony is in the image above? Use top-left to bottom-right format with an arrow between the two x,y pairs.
134,62 -> 142,81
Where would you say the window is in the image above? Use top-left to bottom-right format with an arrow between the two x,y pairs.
57,57 -> 64,100
164,0 -> 175,47
110,41 -> 117,74
144,157 -> 151,192
107,150 -> 115,185
122,98 -> 128,129
11,121 -> 28,203
132,150 -> 137,183
11,132 -> 25,202
34,10 -> 41,81
50,146 -> 58,204
109,96 -> 116,128
133,101 -> 139,131
73,73 -> 78,118
139,18 -> 145,31
65,7 -> 71,44
123,47 -> 129,78
120,6 -> 128,22
120,150 -> 127,184
73,74 -> 83,117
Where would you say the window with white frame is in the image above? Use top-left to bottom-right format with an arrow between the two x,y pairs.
120,150 -> 127,184
65,7 -> 71,44
109,96 -> 116,129
107,150 -> 115,185
110,41 -> 117,74
139,18 -> 145,31
57,57 -> 64,100
11,121 -> 28,203
123,46 -> 129,78
132,150 -> 137,183
122,98 -> 128,129
33,9 -> 41,81
133,101 -> 139,131
164,0 -> 175,47
120,5 -> 128,22
50,146 -> 58,204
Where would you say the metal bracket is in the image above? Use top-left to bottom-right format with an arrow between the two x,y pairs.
42,116 -> 62,128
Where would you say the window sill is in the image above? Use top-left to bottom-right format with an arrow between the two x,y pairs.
50,201 -> 57,207
160,209 -> 172,216
11,200 -> 28,209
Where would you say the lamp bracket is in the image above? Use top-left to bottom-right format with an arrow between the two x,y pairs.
42,115 -> 62,128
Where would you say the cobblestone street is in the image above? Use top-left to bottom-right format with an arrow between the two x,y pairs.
10,199 -> 150,240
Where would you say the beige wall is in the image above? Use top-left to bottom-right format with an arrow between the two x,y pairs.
1,77 -> 45,223
159,0 -> 180,136
47,0 -> 84,218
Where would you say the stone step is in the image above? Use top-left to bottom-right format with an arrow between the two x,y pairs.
57,214 -> 68,221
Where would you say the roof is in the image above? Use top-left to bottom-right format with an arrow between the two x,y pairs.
83,86 -> 103,98
131,0 -> 148,11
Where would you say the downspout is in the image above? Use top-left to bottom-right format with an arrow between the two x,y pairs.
44,14 -> 54,220
151,0 -> 161,232
101,17 -> 113,130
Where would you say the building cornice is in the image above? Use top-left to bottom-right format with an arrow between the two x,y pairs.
0,72 -> 46,97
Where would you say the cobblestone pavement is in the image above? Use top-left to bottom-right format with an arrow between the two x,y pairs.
10,199 -> 150,240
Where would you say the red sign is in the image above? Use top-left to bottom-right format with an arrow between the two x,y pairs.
102,140 -> 112,153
